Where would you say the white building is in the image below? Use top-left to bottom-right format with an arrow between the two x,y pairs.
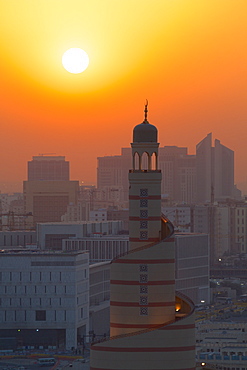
0,250 -> 89,350
62,235 -> 129,263
37,220 -> 123,250
175,233 -> 210,304
89,262 -> 111,339
89,209 -> 107,222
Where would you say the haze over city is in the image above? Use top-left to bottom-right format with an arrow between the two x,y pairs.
1,0 -> 247,193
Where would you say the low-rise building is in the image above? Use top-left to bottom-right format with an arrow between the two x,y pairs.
0,250 -> 89,350
37,220 -> 123,250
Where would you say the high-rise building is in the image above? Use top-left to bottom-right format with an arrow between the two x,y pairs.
196,133 -> 235,203
28,156 -> 70,181
159,146 -> 196,203
90,106 -> 195,370
97,148 -> 131,202
24,156 -> 78,227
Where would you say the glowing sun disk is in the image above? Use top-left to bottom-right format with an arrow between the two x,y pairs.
62,48 -> 89,74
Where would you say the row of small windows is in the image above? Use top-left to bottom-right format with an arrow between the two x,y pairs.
1,309 -> 68,322
0,271 -> 65,282
237,218 -> 245,224
237,209 -> 246,216
1,285 -> 69,294
139,265 -> 148,316
0,297 -> 63,306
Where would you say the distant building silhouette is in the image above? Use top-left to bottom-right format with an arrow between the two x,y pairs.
196,133 -> 234,203
28,155 -> 69,181
159,146 -> 196,203
97,148 -> 131,202
24,155 -> 78,227
97,146 -> 196,204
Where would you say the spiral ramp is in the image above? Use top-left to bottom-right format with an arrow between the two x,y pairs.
90,216 -> 195,370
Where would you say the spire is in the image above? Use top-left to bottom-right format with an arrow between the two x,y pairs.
144,100 -> 148,123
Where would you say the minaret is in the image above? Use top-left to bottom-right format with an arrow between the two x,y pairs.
110,102 -> 176,337
129,101 -> 162,251
90,106 -> 195,370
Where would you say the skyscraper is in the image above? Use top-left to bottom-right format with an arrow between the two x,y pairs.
24,156 -> 78,227
90,106 -> 195,370
196,133 -> 234,203
159,146 -> 196,203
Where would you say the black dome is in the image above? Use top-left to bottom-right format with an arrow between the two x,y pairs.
133,121 -> 157,143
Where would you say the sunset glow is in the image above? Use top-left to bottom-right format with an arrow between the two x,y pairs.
1,0 -> 247,192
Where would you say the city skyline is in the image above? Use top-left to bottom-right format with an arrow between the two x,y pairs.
1,1 -> 247,192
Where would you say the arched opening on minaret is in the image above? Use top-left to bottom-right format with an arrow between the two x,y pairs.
133,152 -> 141,170
141,152 -> 149,170
151,152 -> 158,170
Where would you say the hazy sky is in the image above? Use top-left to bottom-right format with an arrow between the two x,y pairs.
1,0 -> 247,191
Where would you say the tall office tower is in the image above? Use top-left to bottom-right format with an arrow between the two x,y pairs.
97,148 -> 131,202
159,146 -> 196,203
24,156 -> 78,227
214,139 -> 234,201
28,156 -> 69,181
196,133 -> 234,203
90,106 -> 195,370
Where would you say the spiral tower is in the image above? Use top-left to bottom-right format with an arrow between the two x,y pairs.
90,105 -> 195,370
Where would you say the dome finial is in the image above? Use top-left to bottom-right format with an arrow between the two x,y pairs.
144,100 -> 148,123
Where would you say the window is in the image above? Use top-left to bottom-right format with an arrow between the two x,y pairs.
140,188 -> 148,197
140,210 -> 148,219
140,220 -> 148,229
140,231 -> 148,240
140,199 -> 148,207
140,265 -> 148,272
140,296 -> 148,305
140,286 -> 148,294
140,274 -> 148,283
140,307 -> 148,315
36,310 -> 46,321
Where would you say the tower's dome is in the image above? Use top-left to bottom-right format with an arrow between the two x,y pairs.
133,121 -> 157,143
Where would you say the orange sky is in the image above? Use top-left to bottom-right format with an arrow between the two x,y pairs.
1,0 -> 247,193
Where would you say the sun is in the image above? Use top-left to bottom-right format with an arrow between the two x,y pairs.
62,48 -> 89,74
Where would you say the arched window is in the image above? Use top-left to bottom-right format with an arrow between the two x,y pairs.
151,152 -> 158,170
141,152 -> 149,170
133,152 -> 140,170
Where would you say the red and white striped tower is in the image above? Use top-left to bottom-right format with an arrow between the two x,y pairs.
110,102 -> 176,336
90,105 -> 195,370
